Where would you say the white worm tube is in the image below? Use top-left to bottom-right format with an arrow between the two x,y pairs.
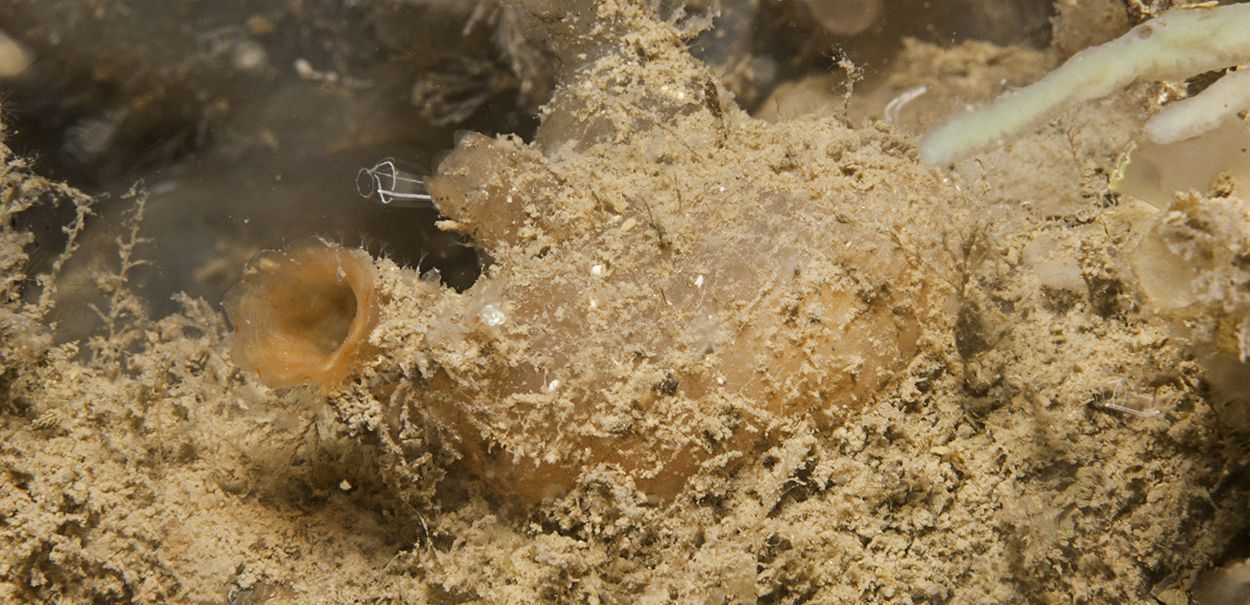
1146,67 -> 1250,145
920,3 -> 1250,165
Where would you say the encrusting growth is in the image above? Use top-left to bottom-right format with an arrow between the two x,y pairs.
919,2 -> 1250,165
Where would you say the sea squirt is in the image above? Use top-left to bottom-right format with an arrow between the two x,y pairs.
226,0 -> 969,504
225,240 -> 379,390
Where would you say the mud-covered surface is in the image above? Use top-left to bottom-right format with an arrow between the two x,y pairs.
3,1 -> 1250,603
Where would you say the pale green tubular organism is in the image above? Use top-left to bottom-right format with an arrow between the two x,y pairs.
920,2 -> 1250,166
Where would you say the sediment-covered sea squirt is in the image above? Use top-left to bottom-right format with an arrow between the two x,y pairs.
226,0 -> 970,504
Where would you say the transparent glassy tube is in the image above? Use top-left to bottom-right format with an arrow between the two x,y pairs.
357,158 -> 433,207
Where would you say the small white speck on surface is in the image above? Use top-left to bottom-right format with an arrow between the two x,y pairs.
479,303 -> 507,327
232,41 -> 267,72
294,58 -> 314,77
